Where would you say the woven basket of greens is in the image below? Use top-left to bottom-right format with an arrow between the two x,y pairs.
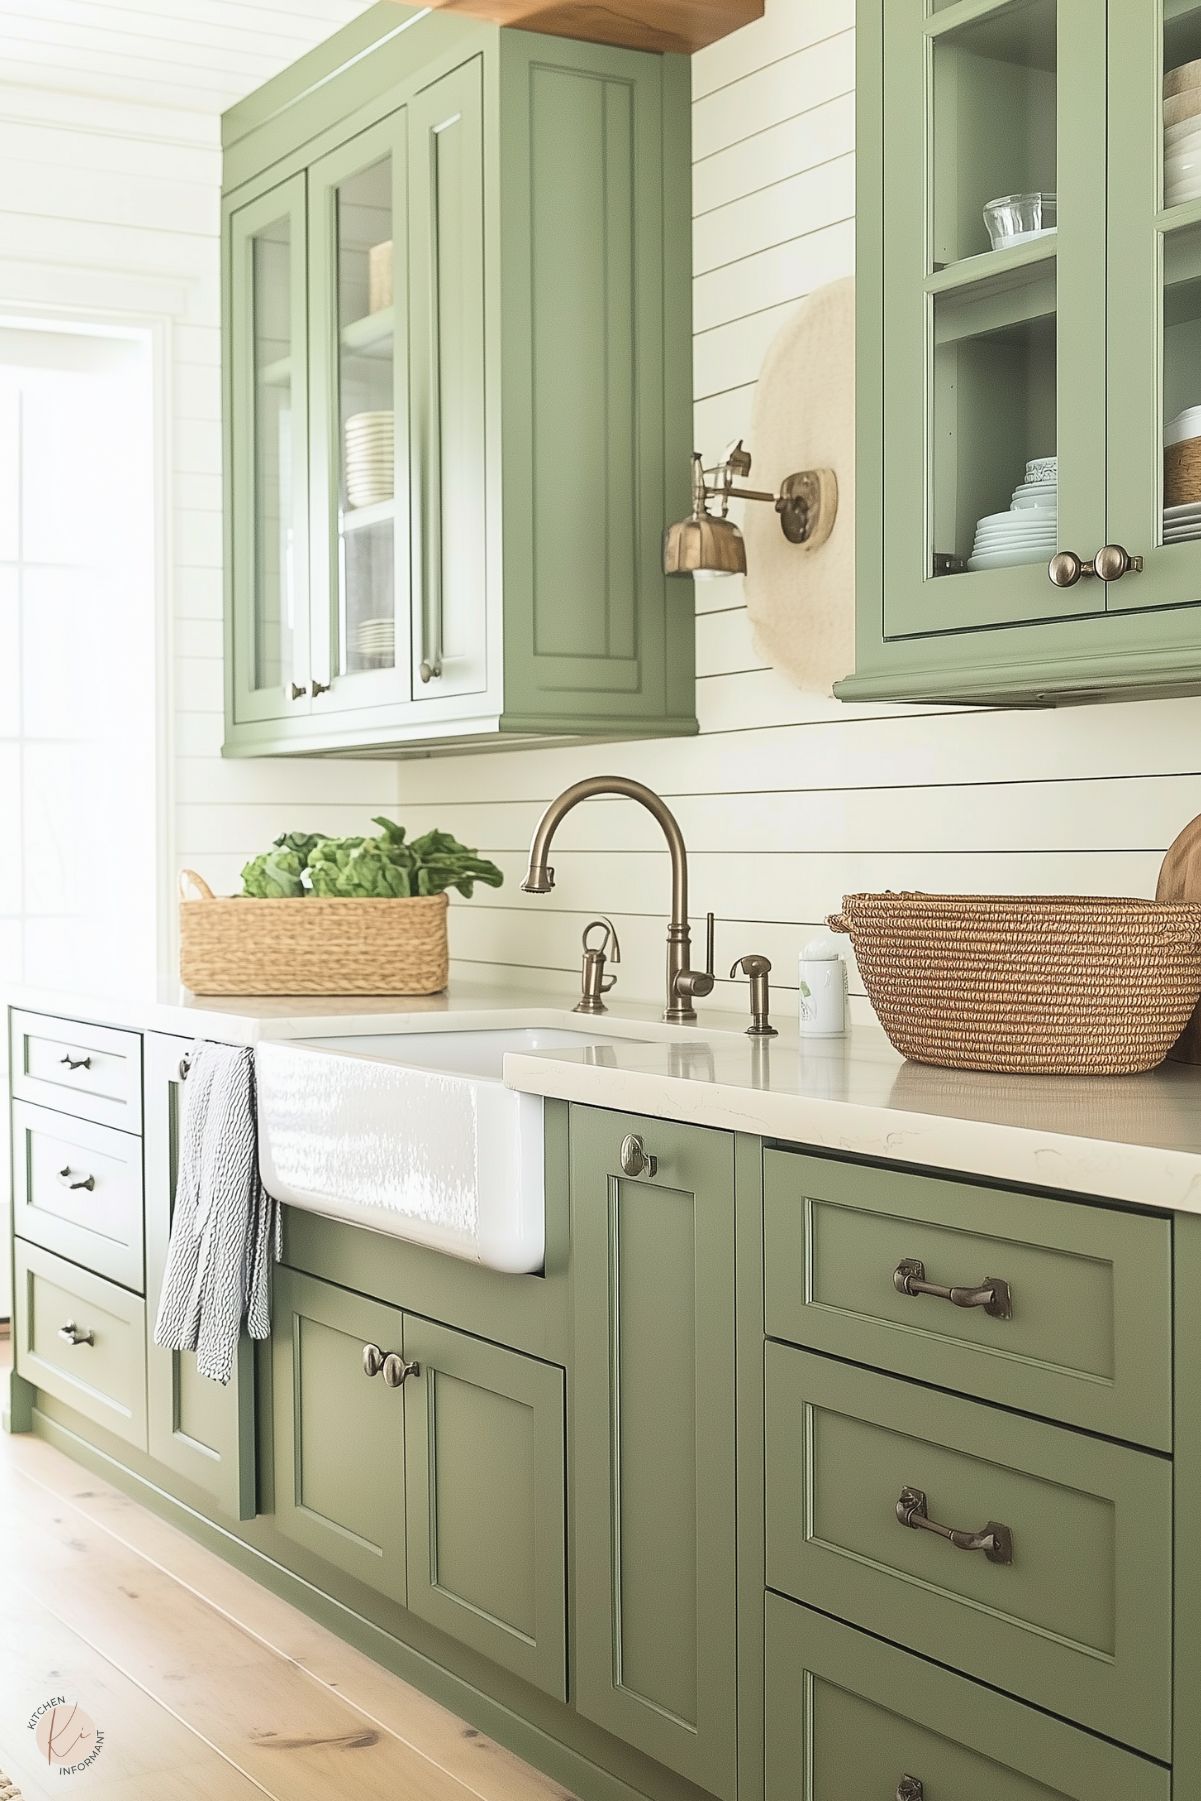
179,818 -> 502,996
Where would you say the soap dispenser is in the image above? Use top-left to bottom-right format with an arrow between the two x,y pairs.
798,935 -> 848,1037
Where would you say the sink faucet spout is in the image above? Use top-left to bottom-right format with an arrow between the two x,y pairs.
521,776 -> 712,1024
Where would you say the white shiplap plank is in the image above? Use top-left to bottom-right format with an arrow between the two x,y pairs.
692,31 -> 855,161
694,153 -> 854,277
692,0 -> 854,102
694,93 -> 856,216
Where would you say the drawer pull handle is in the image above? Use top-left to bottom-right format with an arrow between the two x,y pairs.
896,1486 -> 1013,1565
382,1353 -> 420,1388
59,1053 -> 91,1072
57,1166 -> 95,1193
897,1781 -> 924,1801
57,1321 -> 94,1348
620,1133 -> 658,1178
893,1257 -> 1012,1320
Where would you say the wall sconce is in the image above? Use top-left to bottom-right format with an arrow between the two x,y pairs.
663,440 -> 838,577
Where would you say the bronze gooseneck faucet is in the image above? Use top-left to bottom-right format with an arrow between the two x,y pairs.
521,776 -> 715,1024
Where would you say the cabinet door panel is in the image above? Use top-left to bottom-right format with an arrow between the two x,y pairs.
403,1316 -> 566,1698
308,110 -> 413,716
570,1106 -> 737,1800
882,0 -> 1108,637
145,1035 -> 256,1520
226,173 -> 311,726
272,1265 -> 406,1602
408,59 -> 488,706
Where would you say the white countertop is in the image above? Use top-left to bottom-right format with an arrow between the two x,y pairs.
11,977 -> 1201,1212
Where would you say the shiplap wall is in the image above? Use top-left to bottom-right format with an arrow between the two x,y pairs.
0,67 -> 397,973
386,0 -> 1201,1018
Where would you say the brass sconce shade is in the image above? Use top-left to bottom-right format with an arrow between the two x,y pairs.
663,442 -> 838,577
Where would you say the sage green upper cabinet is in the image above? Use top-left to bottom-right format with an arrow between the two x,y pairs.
222,6 -> 695,757
569,1106 -> 738,1801
847,0 -> 1201,705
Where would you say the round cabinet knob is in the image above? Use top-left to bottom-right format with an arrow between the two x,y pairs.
312,679 -> 332,697
362,1343 -> 384,1379
290,682 -> 308,700
1093,543 -> 1143,583
382,1353 -> 419,1388
619,1133 -> 658,1179
1047,551 -> 1089,588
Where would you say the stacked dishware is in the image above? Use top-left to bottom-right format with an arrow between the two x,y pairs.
1165,61 -> 1201,205
966,456 -> 1057,570
344,411 -> 394,508
353,615 -> 396,667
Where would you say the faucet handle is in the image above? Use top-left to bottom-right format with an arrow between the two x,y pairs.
704,911 -> 715,979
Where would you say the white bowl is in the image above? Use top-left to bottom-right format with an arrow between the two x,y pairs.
1166,59 -> 1201,99
1024,456 -> 1057,481
1165,87 -> 1201,128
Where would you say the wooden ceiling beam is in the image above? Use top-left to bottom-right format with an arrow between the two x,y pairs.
412,0 -> 763,56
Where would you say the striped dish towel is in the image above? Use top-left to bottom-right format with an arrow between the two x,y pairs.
153,1042 -> 280,1385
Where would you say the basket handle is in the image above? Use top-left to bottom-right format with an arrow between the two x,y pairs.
179,868 -> 216,901
827,912 -> 851,934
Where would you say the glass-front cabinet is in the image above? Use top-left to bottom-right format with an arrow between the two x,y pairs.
222,16 -> 695,757
848,0 -> 1201,703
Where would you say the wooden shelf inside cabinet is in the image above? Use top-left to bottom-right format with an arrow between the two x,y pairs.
929,235 -> 1058,344
341,307 -> 394,358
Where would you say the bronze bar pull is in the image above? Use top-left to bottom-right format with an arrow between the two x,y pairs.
896,1780 -> 924,1801
896,1486 -> 1014,1565
59,1052 -> 91,1071
893,1257 -> 1012,1319
57,1321 -> 94,1348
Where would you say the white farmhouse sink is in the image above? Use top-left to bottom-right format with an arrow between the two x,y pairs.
255,1027 -> 629,1274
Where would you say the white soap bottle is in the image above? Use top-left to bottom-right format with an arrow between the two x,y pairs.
798,935 -> 848,1037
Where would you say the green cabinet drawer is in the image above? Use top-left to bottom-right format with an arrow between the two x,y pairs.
13,1101 -> 144,1291
764,1150 -> 1172,1449
765,1345 -> 1171,1758
11,1010 -> 142,1133
14,1240 -> 147,1450
765,1593 -> 1169,1801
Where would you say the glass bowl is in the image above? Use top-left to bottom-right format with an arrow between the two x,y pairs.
983,192 -> 1057,250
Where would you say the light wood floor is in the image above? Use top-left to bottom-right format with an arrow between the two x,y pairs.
0,1360 -> 573,1801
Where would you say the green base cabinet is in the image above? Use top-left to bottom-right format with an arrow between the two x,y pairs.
272,1264 -> 568,1699
847,0 -> 1201,704
765,1595 -> 1170,1801
145,1033 -> 257,1521
569,1105 -> 738,1801
221,4 -> 695,758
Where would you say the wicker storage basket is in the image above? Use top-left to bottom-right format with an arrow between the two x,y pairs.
828,892 -> 1201,1075
179,871 -> 449,997
1165,435 -> 1201,506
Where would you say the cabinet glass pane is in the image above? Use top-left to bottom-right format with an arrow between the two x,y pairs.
1164,14 -> 1201,549
334,156 -> 399,679
932,292 -> 1057,576
251,220 -> 297,691
931,1 -> 1057,270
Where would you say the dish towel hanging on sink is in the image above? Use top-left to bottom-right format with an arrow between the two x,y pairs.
153,1041 -> 280,1385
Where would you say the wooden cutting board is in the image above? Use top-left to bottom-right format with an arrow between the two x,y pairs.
1156,811 -> 1201,1062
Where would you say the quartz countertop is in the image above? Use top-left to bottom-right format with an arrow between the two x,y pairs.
11,976 -> 1201,1212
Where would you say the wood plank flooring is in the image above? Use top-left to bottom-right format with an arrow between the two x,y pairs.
0,1387 -> 572,1801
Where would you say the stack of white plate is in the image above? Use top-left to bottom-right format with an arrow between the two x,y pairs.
1164,501 -> 1201,544
344,412 -> 394,509
1165,65 -> 1201,205
354,615 -> 396,666
966,456 -> 1058,571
